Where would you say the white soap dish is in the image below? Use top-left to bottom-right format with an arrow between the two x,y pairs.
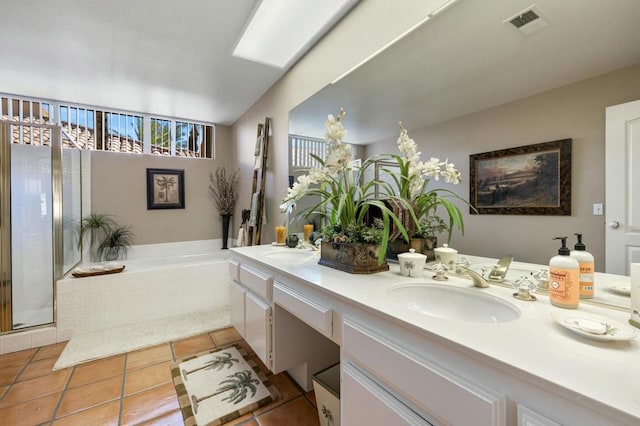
551,310 -> 636,342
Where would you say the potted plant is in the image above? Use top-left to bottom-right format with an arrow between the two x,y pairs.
97,225 -> 134,261
377,122 -> 472,259
208,167 -> 240,249
280,109 -> 412,273
411,215 -> 448,261
78,213 -> 116,262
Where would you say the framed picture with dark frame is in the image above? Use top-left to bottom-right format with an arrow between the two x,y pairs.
469,139 -> 571,215
146,168 -> 185,210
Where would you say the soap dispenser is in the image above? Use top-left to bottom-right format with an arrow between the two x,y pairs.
549,237 -> 580,309
570,233 -> 595,299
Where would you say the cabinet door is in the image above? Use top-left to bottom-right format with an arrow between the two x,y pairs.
518,405 -> 561,426
229,280 -> 246,338
343,319 -> 505,425
342,362 -> 434,426
245,291 -> 272,369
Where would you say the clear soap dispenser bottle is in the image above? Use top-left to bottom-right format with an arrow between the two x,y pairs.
570,233 -> 595,299
549,237 -> 580,309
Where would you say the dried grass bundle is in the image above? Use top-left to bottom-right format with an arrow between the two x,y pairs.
208,167 -> 240,215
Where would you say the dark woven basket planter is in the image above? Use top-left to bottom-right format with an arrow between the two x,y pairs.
318,241 -> 389,274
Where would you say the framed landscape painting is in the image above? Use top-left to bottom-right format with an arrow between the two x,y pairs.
147,168 -> 185,209
469,139 -> 571,215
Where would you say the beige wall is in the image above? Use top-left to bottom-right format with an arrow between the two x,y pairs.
91,125 -> 236,245
366,64 -> 640,269
232,0 -> 445,244
231,0 -> 640,269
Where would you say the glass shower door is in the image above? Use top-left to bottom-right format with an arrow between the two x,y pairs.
10,143 -> 54,329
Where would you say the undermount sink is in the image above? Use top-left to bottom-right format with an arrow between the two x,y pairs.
263,249 -> 317,263
386,284 -> 521,323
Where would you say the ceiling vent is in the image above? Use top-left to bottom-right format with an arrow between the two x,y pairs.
504,5 -> 549,35
510,10 -> 539,28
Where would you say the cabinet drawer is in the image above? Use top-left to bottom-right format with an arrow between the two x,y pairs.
228,260 -> 240,282
239,264 -> 273,300
342,362 -> 433,426
518,404 -> 561,426
343,319 -> 505,426
273,281 -> 332,337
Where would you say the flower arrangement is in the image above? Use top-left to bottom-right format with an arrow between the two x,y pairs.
281,109 -> 411,265
378,122 -> 469,243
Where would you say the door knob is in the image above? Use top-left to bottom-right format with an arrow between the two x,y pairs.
609,221 -> 620,229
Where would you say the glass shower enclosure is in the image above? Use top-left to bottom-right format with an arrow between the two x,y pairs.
0,117 -> 82,332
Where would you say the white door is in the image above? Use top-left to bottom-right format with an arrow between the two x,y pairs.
605,99 -> 640,274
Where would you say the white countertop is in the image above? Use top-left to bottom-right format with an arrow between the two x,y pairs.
230,244 -> 640,421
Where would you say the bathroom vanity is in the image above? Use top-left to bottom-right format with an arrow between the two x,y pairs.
229,245 -> 639,425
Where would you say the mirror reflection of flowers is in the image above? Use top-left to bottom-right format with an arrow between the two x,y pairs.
280,109 -> 412,264
379,122 -> 470,243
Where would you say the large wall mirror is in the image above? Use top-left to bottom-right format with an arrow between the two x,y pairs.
288,0 -> 640,309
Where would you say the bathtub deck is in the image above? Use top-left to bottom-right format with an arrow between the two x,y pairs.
54,307 -> 230,370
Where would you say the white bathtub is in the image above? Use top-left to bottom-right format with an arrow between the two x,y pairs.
56,240 -> 230,340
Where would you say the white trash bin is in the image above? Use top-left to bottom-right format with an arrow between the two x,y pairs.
312,363 -> 340,426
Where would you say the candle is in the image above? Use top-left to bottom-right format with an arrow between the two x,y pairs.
303,224 -> 314,242
275,226 -> 286,244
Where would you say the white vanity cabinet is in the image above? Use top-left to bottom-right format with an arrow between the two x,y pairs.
517,405 -> 562,426
273,280 -> 333,338
229,262 -> 273,368
342,318 -> 505,425
342,362 -> 434,425
228,280 -> 246,337
230,246 -> 640,425
228,256 -> 340,391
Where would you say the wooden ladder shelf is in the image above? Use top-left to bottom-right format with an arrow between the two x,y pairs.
247,117 -> 271,246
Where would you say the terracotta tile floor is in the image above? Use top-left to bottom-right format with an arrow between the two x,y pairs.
0,327 -> 320,426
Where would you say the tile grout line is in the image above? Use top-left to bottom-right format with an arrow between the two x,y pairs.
118,351 -> 129,425
49,361 -> 75,424
0,348 -> 63,415
1,347 -> 39,403
1,328 -> 245,424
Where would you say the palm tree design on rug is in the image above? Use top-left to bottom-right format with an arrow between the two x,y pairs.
321,405 -> 335,425
191,370 -> 260,413
181,352 -> 239,381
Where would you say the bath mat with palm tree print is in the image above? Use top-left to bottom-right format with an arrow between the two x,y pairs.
171,345 -> 280,426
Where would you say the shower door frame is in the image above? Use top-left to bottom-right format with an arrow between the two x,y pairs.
0,120 -> 63,333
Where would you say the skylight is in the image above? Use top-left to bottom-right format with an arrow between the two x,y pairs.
233,0 -> 357,69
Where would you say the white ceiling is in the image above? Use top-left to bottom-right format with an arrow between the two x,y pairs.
289,0 -> 640,144
0,0 -> 291,125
